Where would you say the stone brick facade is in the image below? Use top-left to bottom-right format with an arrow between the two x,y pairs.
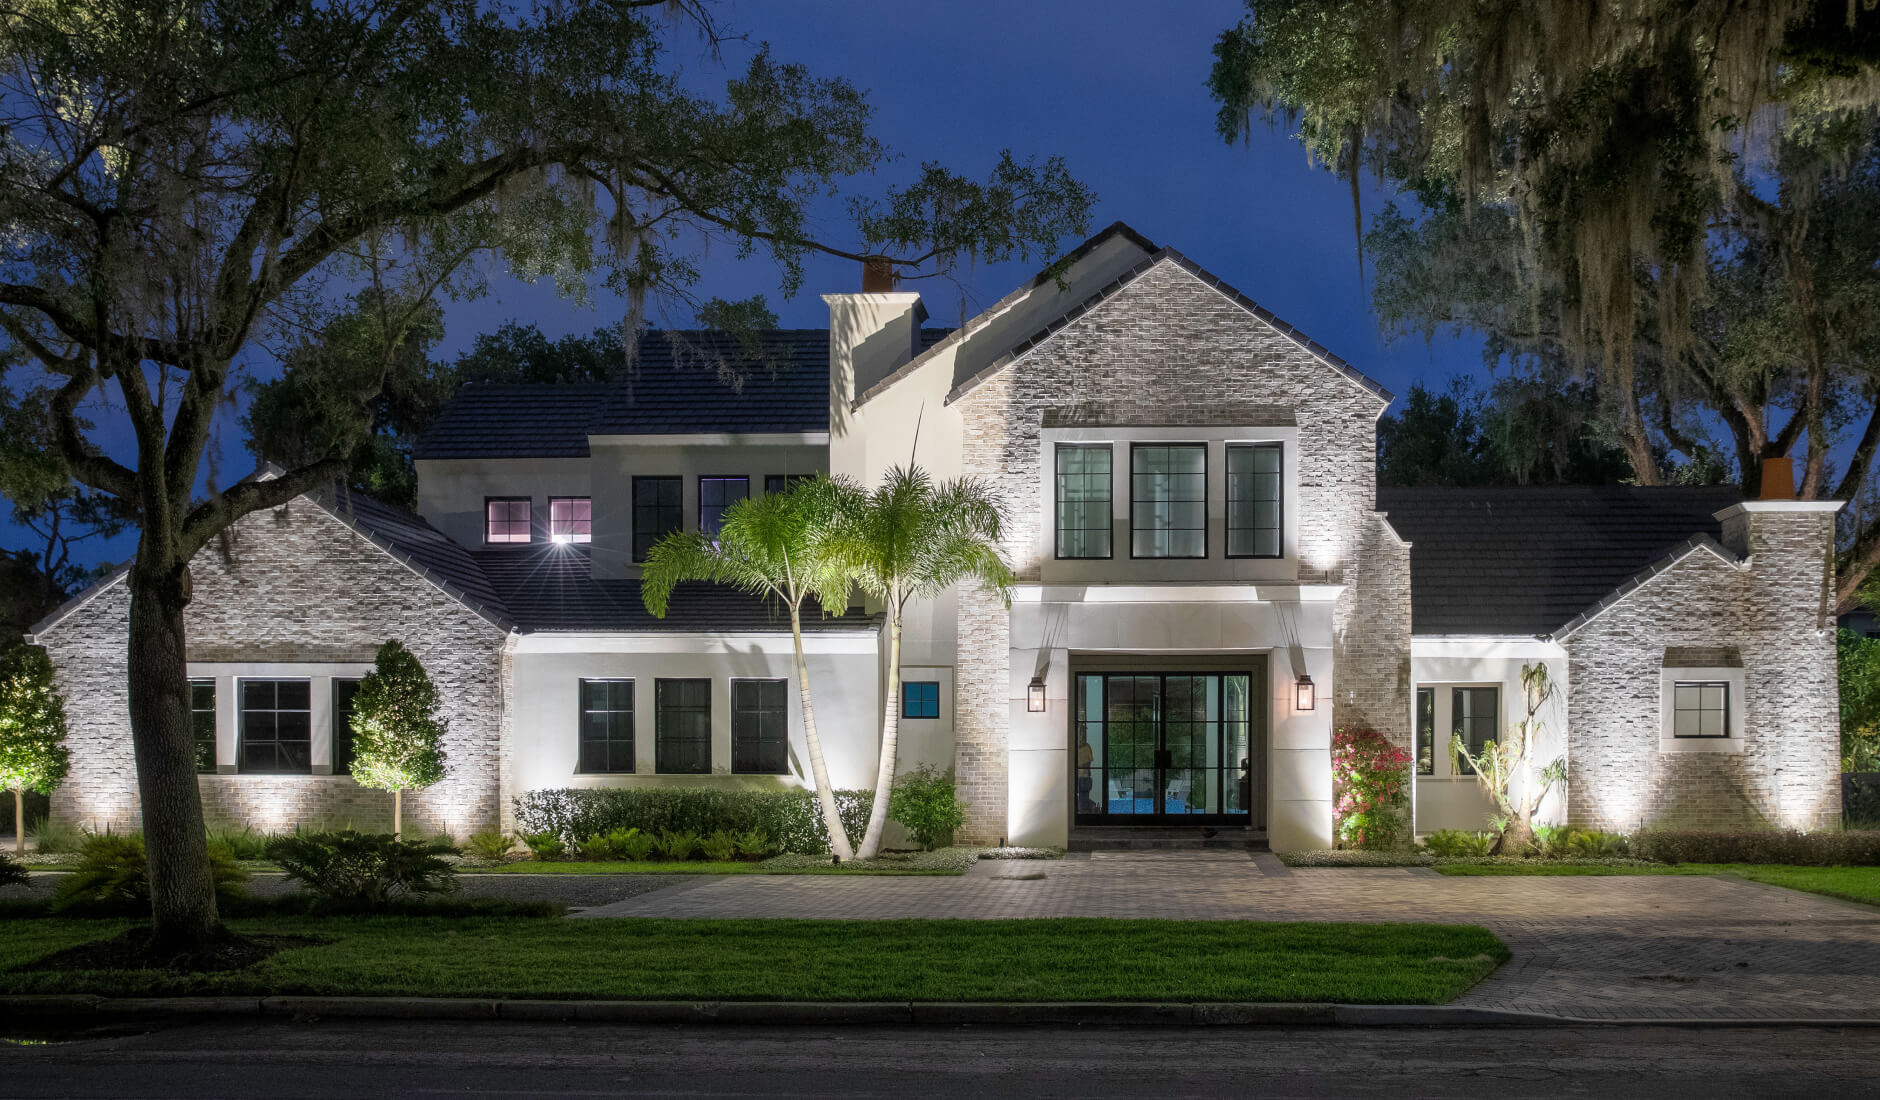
1562,507 -> 1842,832
37,496 -> 510,837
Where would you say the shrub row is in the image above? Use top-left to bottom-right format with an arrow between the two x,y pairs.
1633,829 -> 1880,866
512,788 -> 871,855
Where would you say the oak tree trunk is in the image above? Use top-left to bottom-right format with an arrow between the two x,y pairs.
126,560 -> 221,950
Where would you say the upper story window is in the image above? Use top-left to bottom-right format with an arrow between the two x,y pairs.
902,681 -> 941,720
765,473 -> 814,495
1130,443 -> 1207,559
1055,443 -> 1112,559
549,497 -> 592,544
699,476 -> 749,539
632,476 -> 682,562
1226,444 -> 1282,559
485,498 -> 531,544
1673,682 -> 1730,738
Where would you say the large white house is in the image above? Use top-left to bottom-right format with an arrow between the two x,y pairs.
29,223 -> 1845,849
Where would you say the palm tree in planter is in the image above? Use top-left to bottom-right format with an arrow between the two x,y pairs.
641,476 -> 866,861
349,640 -> 448,839
0,646 -> 70,854
1451,661 -> 1567,854
825,465 -> 1013,860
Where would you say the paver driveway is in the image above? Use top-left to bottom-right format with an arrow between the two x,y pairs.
576,852 -> 1880,1020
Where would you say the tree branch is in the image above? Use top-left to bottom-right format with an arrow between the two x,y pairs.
179,458 -> 348,560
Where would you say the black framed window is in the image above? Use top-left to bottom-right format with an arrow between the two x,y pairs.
699,476 -> 749,539
1055,443 -> 1112,559
902,681 -> 940,720
1673,681 -> 1730,738
731,679 -> 788,775
1226,444 -> 1282,558
239,679 -> 312,774
331,679 -> 360,775
549,497 -> 592,543
1130,443 -> 1207,558
1452,686 -> 1499,775
579,679 -> 636,773
190,679 -> 217,774
1415,686 -> 1435,776
632,476 -> 682,561
485,498 -> 531,543
655,678 -> 711,774
764,473 -> 814,495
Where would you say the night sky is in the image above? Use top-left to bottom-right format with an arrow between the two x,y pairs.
23,2 -> 1486,570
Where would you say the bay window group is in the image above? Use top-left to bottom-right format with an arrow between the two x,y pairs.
1053,439 -> 1284,560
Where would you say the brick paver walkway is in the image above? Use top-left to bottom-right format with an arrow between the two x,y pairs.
575,852 -> 1880,1020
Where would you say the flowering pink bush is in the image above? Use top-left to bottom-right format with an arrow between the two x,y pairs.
1331,728 -> 1412,850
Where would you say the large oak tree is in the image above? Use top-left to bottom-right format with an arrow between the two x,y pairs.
0,0 -> 1092,950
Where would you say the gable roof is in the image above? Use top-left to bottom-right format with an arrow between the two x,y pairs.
1377,485 -> 1745,637
931,235 -> 1392,408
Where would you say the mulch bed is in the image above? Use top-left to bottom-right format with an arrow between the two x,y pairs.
20,928 -> 328,974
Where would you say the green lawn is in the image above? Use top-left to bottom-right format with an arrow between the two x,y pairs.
0,918 -> 1507,1004
1702,864 -> 1880,906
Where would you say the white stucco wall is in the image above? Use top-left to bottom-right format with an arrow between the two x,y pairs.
415,457 -> 592,549
1411,637 -> 1569,835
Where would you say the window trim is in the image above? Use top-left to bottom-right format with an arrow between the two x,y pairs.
1671,680 -> 1730,739
330,678 -> 361,776
1053,442 -> 1114,561
654,677 -> 713,775
1414,686 -> 1435,776
1658,666 -> 1746,753
697,474 -> 751,539
901,680 -> 942,720
631,475 -> 684,563
578,678 -> 637,775
483,496 -> 533,545
237,677 -> 314,776
1128,441 -> 1209,560
730,677 -> 789,776
548,496 -> 593,544
1224,442 -> 1283,560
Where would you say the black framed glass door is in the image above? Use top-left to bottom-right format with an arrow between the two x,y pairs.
1073,671 -> 1255,825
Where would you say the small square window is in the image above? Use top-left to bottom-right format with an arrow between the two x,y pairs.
1673,681 -> 1730,738
485,498 -> 532,543
902,681 -> 940,720
549,498 -> 592,543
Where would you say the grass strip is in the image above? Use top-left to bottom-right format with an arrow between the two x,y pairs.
465,861 -> 958,876
1697,864 -> 1880,907
0,917 -> 1507,1004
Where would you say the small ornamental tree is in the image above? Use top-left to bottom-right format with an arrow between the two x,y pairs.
1452,662 -> 1567,854
348,641 -> 447,839
0,645 -> 70,854
1330,728 -> 1411,851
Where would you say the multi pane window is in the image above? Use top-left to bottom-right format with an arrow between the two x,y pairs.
1055,444 -> 1113,559
1130,444 -> 1207,558
632,476 -> 682,561
579,679 -> 636,773
764,473 -> 814,495
191,679 -> 217,773
1673,682 -> 1730,738
331,679 -> 360,775
1226,444 -> 1282,558
549,497 -> 592,543
902,681 -> 940,720
655,678 -> 712,774
699,476 -> 749,539
1415,687 -> 1435,776
485,498 -> 531,543
239,679 -> 312,774
1451,686 -> 1499,775
731,679 -> 788,775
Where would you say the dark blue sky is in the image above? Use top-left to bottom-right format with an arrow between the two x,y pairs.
19,1 -> 1487,573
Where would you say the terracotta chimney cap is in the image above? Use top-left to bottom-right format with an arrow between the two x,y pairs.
1760,456 -> 1795,500
861,257 -> 897,293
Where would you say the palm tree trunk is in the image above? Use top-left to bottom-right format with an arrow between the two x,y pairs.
393,789 -> 402,839
790,605 -> 854,861
856,613 -> 904,860
13,787 -> 22,855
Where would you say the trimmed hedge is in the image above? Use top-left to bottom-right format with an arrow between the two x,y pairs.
512,788 -> 871,856
1634,829 -> 1880,866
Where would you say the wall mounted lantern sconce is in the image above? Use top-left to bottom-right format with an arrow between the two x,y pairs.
1294,674 -> 1316,712
1028,676 -> 1047,713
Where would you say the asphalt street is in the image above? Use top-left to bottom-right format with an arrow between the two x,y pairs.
2,1017 -> 1876,1098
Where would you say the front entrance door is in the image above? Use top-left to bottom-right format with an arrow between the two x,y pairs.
1072,671 -> 1258,826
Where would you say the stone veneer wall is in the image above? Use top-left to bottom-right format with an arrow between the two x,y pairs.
39,496 -> 510,836
951,259 -> 1407,841
1564,508 -> 1841,832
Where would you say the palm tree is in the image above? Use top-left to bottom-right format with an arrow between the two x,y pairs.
824,465 -> 1014,860
640,477 -> 864,861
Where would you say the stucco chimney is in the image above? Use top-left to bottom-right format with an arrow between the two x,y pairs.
824,276 -> 924,466
1760,456 -> 1795,500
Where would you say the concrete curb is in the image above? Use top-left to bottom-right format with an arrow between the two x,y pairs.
4,995 -> 1880,1028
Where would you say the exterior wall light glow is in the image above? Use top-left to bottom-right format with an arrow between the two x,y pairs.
1028,676 -> 1046,712
1295,674 -> 1316,712
551,533 -> 571,545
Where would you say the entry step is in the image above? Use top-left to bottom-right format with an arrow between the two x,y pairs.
1067,827 -> 1268,853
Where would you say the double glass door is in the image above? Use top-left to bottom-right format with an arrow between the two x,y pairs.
1073,672 -> 1256,825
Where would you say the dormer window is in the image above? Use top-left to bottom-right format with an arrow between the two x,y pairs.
485,498 -> 531,544
549,497 -> 592,544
